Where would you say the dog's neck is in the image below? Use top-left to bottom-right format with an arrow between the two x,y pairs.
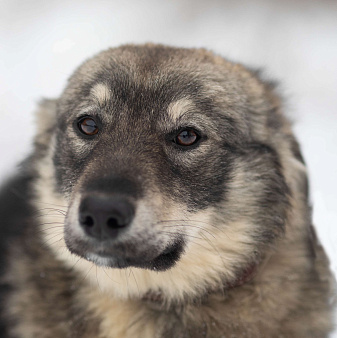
142,260 -> 259,309
226,260 -> 258,289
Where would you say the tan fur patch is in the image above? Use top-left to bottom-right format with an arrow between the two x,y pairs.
34,135 -> 68,255
77,287 -> 157,338
167,98 -> 194,123
90,83 -> 111,105
36,165 -> 257,305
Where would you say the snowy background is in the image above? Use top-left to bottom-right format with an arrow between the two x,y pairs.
0,0 -> 336,334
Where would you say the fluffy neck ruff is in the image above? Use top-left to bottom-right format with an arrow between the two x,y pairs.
141,259 -> 260,309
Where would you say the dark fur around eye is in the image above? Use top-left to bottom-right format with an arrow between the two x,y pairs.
172,128 -> 201,148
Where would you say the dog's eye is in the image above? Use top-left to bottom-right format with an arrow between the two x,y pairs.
174,129 -> 200,146
77,117 -> 99,136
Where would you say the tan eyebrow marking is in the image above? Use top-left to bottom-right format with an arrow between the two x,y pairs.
167,98 -> 194,123
90,83 -> 111,104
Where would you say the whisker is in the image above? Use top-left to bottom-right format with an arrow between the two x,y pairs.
70,256 -> 82,270
163,224 -> 216,239
102,268 -> 120,284
125,269 -> 130,297
157,219 -> 231,240
81,263 -> 95,283
184,239 -> 213,252
33,207 -> 66,215
170,242 -> 227,269
128,313 -> 146,331
96,266 -> 103,293
45,237 -> 64,248
34,225 -> 64,235
38,221 -> 64,225
37,228 -> 64,232
159,230 -> 205,242
157,219 -> 224,232
130,269 -> 140,298
34,201 -> 68,208
199,232 -> 226,267
41,233 -> 63,246
34,214 -> 66,220
160,231 -> 226,259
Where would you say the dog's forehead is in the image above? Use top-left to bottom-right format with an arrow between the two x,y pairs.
69,46 -> 202,92
62,45 -> 243,107
88,82 -> 196,124
58,45 -> 268,136
74,44 -> 219,82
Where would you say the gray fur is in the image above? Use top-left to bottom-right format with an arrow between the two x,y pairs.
0,44 -> 335,337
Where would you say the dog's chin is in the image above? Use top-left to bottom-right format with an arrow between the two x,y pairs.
70,240 -> 185,272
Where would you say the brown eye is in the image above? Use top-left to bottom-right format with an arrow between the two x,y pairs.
175,129 -> 199,146
78,117 -> 99,136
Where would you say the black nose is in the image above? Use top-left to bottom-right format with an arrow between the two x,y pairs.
79,195 -> 135,240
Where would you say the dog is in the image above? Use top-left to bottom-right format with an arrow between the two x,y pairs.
0,44 -> 335,337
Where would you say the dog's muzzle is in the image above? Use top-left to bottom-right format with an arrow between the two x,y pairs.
65,178 -> 185,271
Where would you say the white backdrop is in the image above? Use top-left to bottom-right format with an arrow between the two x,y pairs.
1,0 -> 336,334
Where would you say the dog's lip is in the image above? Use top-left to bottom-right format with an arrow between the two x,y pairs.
85,252 -> 129,268
83,240 -> 185,271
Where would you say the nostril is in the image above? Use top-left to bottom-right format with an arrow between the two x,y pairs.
83,215 -> 94,227
107,217 -> 118,228
107,217 -> 126,228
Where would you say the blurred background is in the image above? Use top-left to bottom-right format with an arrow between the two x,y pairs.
1,0 -> 336,333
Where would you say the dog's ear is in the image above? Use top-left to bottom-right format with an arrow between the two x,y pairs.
34,98 -> 58,150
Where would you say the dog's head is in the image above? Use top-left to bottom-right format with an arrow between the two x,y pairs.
34,44 -> 305,301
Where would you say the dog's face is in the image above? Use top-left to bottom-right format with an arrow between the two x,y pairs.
36,45 -> 295,301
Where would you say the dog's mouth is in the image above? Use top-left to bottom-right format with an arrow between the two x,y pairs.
81,239 -> 185,272
147,240 -> 184,271
64,193 -> 186,272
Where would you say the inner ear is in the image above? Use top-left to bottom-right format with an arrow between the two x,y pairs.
34,98 -> 58,148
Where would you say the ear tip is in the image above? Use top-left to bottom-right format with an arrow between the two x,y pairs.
37,98 -> 58,110
35,98 -> 58,119
34,98 -> 58,145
